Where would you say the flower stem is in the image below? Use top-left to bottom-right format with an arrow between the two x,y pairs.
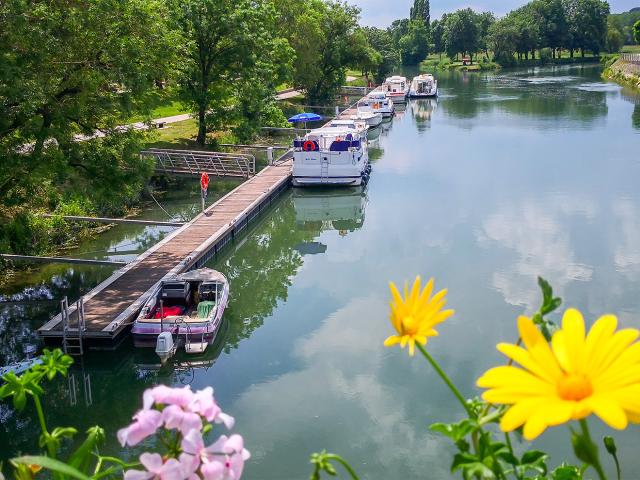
416,343 -> 472,416
326,454 -> 360,480
579,419 -> 607,480
505,432 -> 523,480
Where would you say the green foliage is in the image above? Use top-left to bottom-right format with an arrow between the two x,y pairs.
409,0 -> 430,30
399,21 -> 430,64
634,20 -> 640,44
172,0 -> 292,145
443,8 -> 482,61
363,28 -> 400,83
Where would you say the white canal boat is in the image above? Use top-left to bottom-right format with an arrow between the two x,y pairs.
409,74 -> 438,98
132,268 -> 229,359
350,111 -> 382,128
292,124 -> 371,187
357,92 -> 395,118
383,75 -> 409,103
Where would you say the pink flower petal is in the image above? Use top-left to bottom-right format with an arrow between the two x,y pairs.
146,385 -> 195,408
118,410 -> 162,447
123,470 -> 153,480
215,412 -> 235,430
140,453 -> 164,472
200,460 -> 225,480
163,404 -> 202,434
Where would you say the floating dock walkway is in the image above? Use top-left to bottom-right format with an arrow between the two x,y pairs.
38,156 -> 293,344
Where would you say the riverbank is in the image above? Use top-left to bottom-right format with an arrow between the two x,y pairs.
420,54 -> 601,72
602,56 -> 640,90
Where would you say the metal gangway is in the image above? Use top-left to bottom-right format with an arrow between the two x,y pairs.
142,148 -> 256,179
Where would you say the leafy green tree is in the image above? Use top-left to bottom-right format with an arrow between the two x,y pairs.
431,18 -> 446,59
363,27 -> 400,83
564,0 -> 609,56
512,5 -> 541,59
443,9 -> 480,61
489,18 -> 519,65
476,12 -> 496,59
531,0 -> 568,57
410,0 -> 430,30
398,20 -> 430,64
276,0 -> 365,104
389,18 -> 411,49
172,0 -> 291,145
634,20 -> 640,44
606,20 -> 625,53
0,0 -> 177,229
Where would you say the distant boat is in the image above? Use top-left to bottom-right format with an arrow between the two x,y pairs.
409,74 -> 438,98
383,75 -> 409,103
132,268 -> 229,359
358,92 -> 395,118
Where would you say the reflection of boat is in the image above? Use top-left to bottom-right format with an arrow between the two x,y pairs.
132,268 -> 229,356
358,92 -> 395,118
292,124 -> 371,187
410,98 -> 437,122
409,74 -> 438,97
293,188 -> 367,234
382,75 -> 409,102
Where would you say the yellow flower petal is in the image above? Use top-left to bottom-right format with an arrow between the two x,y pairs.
384,336 -> 401,347
586,396 -> 628,430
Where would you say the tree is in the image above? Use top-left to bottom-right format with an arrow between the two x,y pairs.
363,27 -> 401,83
606,20 -> 624,53
0,0 -> 177,214
443,9 -> 480,61
410,0 -> 430,30
530,0 -> 568,57
477,12 -> 496,59
285,1 -> 368,104
488,18 -> 519,65
398,21 -> 430,64
634,20 -> 640,44
389,18 -> 411,49
173,0 -> 291,145
563,0 -> 609,56
431,19 -> 446,59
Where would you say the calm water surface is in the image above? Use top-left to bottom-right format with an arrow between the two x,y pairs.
2,65 -> 640,478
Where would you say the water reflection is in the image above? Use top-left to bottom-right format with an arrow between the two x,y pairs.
409,98 -> 437,133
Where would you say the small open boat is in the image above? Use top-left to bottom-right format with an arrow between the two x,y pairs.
132,268 -> 229,359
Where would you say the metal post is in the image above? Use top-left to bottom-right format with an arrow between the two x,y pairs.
267,147 -> 274,166
335,105 -> 340,117
160,300 -> 164,333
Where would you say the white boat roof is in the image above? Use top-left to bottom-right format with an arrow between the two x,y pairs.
330,119 -> 364,127
176,268 -> 227,284
308,126 -> 360,136
413,74 -> 435,80
366,92 -> 387,99
385,76 -> 407,83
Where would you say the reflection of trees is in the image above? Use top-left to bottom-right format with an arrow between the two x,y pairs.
210,193 -> 321,351
442,78 -> 608,125
633,105 -> 640,130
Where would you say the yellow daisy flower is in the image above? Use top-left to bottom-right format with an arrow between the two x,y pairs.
477,309 -> 640,440
384,276 -> 454,356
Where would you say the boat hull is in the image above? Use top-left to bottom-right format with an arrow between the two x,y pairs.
386,92 -> 407,103
409,89 -> 437,98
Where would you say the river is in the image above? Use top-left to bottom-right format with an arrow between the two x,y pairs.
1,64 -> 640,479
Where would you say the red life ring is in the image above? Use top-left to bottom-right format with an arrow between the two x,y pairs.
303,140 -> 316,151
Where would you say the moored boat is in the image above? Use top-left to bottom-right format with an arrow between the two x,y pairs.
409,74 -> 438,98
350,111 -> 383,127
383,75 -> 409,102
132,268 -> 229,357
292,124 -> 371,187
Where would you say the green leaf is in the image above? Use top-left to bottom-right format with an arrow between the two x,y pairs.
521,450 -> 548,465
430,419 -> 479,442
12,456 -> 91,480
551,464 -> 582,480
69,426 -> 104,472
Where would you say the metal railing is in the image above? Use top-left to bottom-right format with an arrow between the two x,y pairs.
620,53 -> 640,65
142,148 -> 256,178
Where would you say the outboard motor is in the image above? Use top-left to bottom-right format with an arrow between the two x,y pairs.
155,331 -> 175,363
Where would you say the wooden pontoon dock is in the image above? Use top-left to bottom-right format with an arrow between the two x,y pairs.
38,157 -> 292,345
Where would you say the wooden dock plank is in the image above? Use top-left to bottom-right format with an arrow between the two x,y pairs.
38,159 -> 293,339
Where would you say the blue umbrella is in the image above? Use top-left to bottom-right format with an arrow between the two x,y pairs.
287,112 -> 322,123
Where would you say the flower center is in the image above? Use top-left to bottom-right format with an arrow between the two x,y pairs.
556,374 -> 593,401
401,315 -> 419,335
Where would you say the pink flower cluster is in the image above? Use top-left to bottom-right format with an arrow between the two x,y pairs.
118,385 -> 249,480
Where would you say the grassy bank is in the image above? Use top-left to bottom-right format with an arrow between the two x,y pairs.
602,57 -> 640,90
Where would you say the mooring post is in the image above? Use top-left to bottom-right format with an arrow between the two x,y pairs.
335,105 -> 340,117
160,300 -> 164,333
267,147 -> 274,165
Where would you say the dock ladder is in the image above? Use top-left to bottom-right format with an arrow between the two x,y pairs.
61,296 -> 86,356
